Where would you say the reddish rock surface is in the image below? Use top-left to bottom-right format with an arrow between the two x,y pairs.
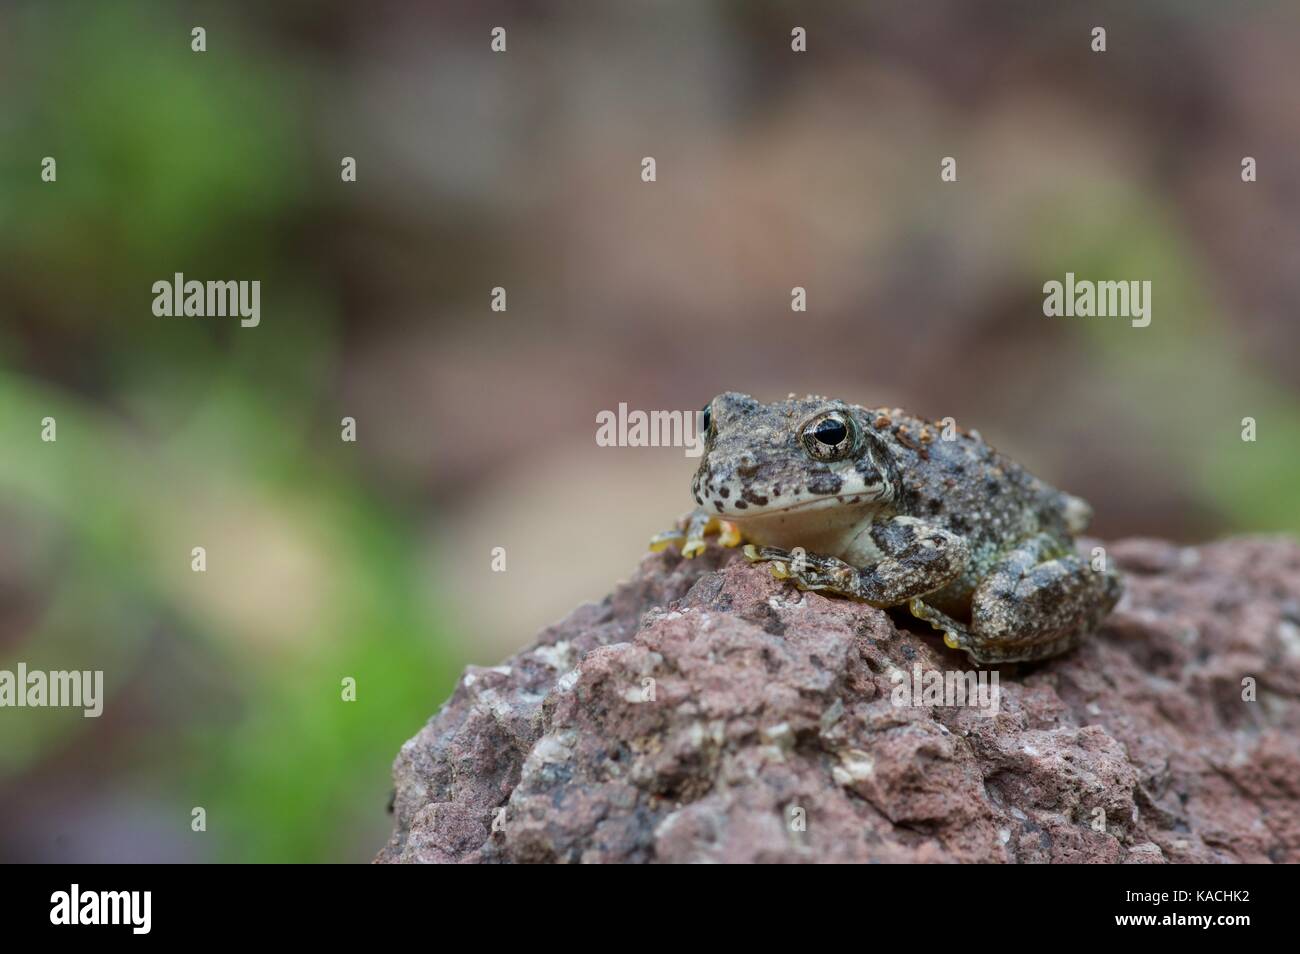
377,536 -> 1300,863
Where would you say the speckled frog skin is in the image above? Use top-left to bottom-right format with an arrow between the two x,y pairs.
651,392 -> 1122,664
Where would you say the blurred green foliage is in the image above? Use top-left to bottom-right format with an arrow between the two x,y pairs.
1027,185 -> 1300,535
0,2 -> 458,861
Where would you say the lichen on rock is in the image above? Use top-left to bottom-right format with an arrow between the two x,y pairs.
377,537 -> 1300,863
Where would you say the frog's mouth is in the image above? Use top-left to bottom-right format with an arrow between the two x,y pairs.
726,492 -> 881,519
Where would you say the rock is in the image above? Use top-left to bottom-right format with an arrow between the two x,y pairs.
376,536 -> 1300,863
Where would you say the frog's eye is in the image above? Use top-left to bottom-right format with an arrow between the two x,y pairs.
801,411 -> 856,462
701,403 -> 713,435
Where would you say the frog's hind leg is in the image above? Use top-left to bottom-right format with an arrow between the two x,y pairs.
910,596 -> 1078,666
955,535 -> 1122,665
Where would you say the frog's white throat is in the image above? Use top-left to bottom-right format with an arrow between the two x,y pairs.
728,495 -> 885,556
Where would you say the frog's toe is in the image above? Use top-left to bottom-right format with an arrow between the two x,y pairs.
908,597 -> 971,652
744,544 -> 795,563
717,521 -> 742,548
648,529 -> 686,553
680,538 -> 707,559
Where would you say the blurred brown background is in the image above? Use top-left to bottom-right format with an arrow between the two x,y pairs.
0,0 -> 1297,861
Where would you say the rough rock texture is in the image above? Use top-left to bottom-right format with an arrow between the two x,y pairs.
377,536 -> 1300,863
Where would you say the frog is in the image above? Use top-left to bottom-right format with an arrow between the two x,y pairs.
649,392 -> 1122,665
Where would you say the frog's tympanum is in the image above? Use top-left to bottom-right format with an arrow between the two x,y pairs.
651,392 -> 1122,664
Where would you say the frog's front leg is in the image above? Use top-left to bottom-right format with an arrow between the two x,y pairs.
649,509 -> 742,558
743,516 -> 969,607
917,533 -> 1122,665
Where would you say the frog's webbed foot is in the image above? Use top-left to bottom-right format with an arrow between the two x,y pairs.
649,509 -> 742,558
908,598 -> 974,656
743,545 -> 858,591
